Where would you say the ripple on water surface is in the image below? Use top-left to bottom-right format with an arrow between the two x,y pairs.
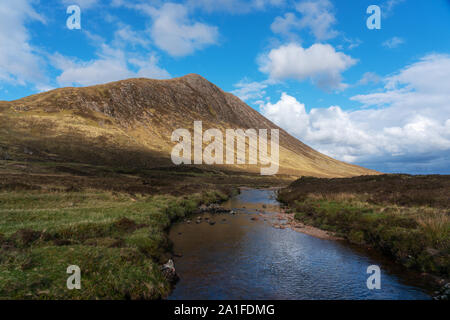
168,189 -> 431,300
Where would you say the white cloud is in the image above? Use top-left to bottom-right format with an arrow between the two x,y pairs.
271,13 -> 302,40
382,36 -> 405,49
231,79 -> 269,101
260,54 -> 450,173
187,0 -> 285,14
138,3 -> 219,57
130,55 -> 171,79
258,43 -> 357,90
382,0 -> 405,18
271,0 -> 337,41
358,72 -> 381,85
61,0 -> 99,9
0,0 -> 46,86
113,25 -> 150,48
295,0 -> 338,40
54,44 -> 170,87
341,37 -> 362,50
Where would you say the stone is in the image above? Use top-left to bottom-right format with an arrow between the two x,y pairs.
161,259 -> 179,283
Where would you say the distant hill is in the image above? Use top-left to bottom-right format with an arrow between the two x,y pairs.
0,74 -> 378,177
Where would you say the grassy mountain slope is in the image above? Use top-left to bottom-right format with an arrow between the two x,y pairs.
0,74 -> 377,178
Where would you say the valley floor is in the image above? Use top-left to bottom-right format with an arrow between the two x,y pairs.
1,160 -> 448,299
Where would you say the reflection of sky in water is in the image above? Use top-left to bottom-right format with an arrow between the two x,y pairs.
232,189 -> 279,205
169,189 -> 431,300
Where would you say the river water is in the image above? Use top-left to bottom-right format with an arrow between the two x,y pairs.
168,188 -> 431,300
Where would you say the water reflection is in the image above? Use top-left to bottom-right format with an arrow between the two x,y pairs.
168,189 -> 430,300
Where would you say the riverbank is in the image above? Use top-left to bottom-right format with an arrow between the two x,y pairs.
0,160 -> 290,299
0,188 -> 235,299
278,175 -> 450,290
168,188 -> 432,300
273,209 -> 343,240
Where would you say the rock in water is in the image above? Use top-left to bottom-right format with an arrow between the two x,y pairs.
433,283 -> 450,300
161,259 -> 179,284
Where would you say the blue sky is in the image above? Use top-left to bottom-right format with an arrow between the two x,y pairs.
1,0 -> 449,174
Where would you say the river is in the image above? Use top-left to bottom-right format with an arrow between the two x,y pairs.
168,188 -> 431,300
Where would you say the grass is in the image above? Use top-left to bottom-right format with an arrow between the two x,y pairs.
279,175 -> 450,279
0,188 -> 230,299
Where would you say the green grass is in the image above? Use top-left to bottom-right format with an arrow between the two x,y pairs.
291,198 -> 449,277
0,189 -> 229,299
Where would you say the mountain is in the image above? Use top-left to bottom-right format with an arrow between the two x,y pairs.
0,74 -> 377,177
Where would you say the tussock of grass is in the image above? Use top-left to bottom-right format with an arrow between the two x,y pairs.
0,189 -> 229,299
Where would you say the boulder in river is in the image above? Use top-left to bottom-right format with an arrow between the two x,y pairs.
161,259 -> 179,284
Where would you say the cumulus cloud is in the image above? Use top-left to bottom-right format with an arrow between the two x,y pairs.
137,3 -> 219,57
258,43 -> 357,90
295,0 -> 338,40
260,54 -> 450,173
0,0 -> 46,86
53,44 -> 170,87
271,13 -> 302,40
382,36 -> 405,49
271,0 -> 337,41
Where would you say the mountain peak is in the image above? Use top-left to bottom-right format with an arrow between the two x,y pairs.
176,73 -> 217,89
179,73 -> 206,80
1,75 -> 378,177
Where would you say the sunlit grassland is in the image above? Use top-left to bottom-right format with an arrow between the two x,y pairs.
0,189 -> 229,299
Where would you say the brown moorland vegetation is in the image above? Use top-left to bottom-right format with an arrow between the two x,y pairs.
278,174 -> 450,279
